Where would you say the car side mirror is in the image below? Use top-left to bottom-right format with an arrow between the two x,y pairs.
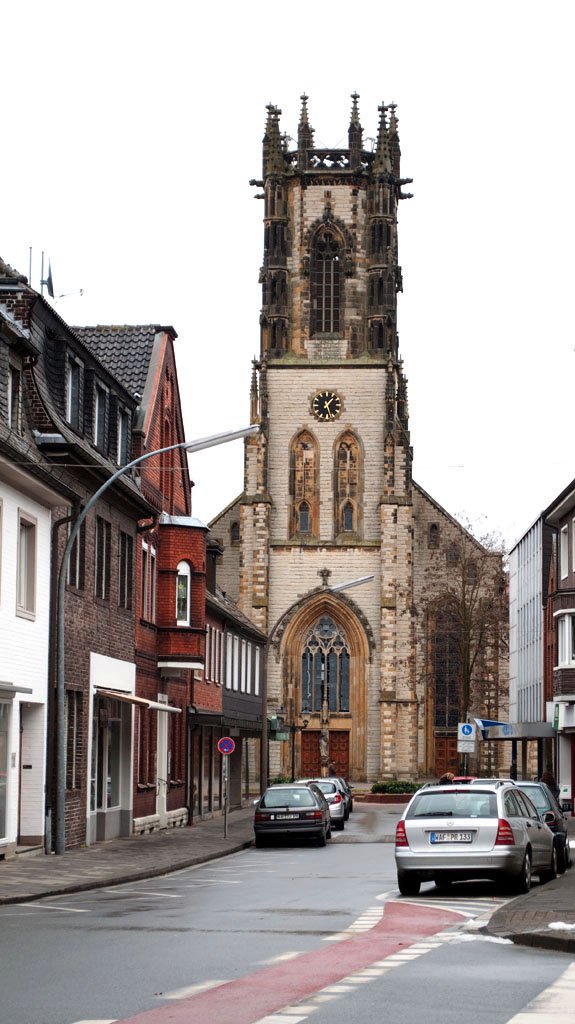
542,810 -> 555,825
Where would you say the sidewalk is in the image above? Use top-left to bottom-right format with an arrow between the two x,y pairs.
2,803 -> 575,956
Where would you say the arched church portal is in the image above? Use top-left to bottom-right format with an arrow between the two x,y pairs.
279,593 -> 369,781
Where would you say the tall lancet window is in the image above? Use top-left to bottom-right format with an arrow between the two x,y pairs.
310,227 -> 343,335
334,432 -> 361,537
289,431 -> 318,539
301,617 -> 350,714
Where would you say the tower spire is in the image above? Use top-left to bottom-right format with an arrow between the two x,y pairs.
372,102 -> 392,176
264,104 -> 285,178
388,102 -> 401,176
297,93 -> 314,170
348,92 -> 363,167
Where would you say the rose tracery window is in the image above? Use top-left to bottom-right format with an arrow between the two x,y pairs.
301,616 -> 350,714
310,228 -> 343,335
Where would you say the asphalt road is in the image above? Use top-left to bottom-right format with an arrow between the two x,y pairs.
1,806 -> 574,1024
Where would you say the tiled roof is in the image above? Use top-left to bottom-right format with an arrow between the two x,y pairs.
0,257 -> 27,283
73,325 -> 171,400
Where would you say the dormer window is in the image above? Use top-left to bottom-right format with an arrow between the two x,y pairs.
8,364 -> 21,433
176,561 -> 191,626
117,407 -> 130,465
94,382 -> 108,450
66,355 -> 82,430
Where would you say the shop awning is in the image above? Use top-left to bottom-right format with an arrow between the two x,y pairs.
95,687 -> 181,713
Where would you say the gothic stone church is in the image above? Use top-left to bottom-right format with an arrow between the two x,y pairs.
212,97 -> 507,783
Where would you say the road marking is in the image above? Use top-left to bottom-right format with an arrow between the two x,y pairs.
163,980 -> 229,1000
14,902 -> 89,913
102,889 -> 183,898
502,960 -> 575,1022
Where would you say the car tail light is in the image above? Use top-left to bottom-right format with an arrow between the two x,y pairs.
495,818 -> 515,845
254,811 -> 264,822
395,820 -> 409,847
305,810 -> 323,819
332,793 -> 342,804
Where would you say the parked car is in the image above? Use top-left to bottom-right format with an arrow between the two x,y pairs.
395,782 -> 558,896
296,778 -> 346,829
336,777 -> 354,815
254,783 -> 331,847
513,781 -> 573,873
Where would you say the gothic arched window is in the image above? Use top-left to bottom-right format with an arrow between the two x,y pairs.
310,228 -> 343,335
289,431 -> 318,538
433,610 -> 461,728
335,432 -> 362,537
301,616 -> 350,714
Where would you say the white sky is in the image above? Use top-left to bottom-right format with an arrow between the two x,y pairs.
3,0 -> 574,549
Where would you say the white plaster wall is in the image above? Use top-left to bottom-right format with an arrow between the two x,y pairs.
0,482 -> 52,846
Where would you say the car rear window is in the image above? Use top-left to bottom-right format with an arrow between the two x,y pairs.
516,786 -> 549,812
407,790 -> 498,819
261,788 -> 316,808
314,782 -> 337,794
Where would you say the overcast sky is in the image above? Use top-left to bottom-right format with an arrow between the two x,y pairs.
3,1 -> 574,549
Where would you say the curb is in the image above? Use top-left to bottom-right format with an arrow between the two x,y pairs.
0,838 -> 254,907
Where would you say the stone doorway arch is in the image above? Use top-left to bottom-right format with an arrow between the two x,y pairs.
278,591 -> 371,780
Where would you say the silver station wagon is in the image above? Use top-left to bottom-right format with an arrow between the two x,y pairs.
395,783 -> 558,896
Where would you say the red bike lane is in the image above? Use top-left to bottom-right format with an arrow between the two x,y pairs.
119,900 -> 458,1024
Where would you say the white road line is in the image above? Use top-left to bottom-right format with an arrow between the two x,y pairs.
162,980 -> 228,1000
14,902 -> 89,913
101,889 -> 182,898
502,960 -> 575,1022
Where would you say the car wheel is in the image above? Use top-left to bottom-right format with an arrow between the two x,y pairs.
514,851 -> 532,894
255,835 -> 267,849
567,843 -> 573,870
335,819 -> 345,831
397,873 -> 421,896
317,826 -> 327,847
326,823 -> 332,840
540,843 -> 558,883
557,839 -> 567,875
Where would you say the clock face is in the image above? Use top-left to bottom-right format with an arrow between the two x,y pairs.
312,390 -> 341,421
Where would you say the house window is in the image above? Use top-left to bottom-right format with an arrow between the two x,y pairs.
176,561 -> 191,625
67,520 -> 85,590
117,408 -> 130,465
572,518 -> 575,575
233,635 -> 240,690
149,547 -> 156,621
226,632 -> 233,689
141,542 -> 156,622
230,521 -> 240,545
557,614 -> 575,666
254,646 -> 260,695
8,365 -> 21,432
17,511 -> 36,617
310,227 -> 343,335
95,516 -> 111,600
66,356 -> 82,430
94,382 -> 108,450
141,543 -> 148,618
66,690 -> 83,789
240,639 -> 247,692
560,526 -> 569,580
118,531 -> 133,609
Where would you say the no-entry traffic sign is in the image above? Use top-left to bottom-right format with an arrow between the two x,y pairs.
217,736 -> 235,755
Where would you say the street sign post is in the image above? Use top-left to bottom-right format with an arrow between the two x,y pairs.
457,722 -> 477,773
217,737 -> 236,837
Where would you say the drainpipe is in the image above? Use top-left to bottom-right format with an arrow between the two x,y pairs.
46,506 -> 80,853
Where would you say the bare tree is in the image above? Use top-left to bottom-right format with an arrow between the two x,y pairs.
425,522 -> 508,741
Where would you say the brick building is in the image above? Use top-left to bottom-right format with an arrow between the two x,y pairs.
211,97 -> 508,784
74,326 -> 208,836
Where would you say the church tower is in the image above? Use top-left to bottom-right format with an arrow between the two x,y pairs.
239,96 -> 418,782
210,96 -> 507,784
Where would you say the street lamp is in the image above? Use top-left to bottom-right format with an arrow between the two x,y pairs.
260,572 -> 374,794
54,425 -> 259,855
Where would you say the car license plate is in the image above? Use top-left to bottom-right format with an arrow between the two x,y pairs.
275,813 -> 298,820
430,831 -> 472,843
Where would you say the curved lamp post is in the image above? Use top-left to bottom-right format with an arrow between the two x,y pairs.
55,425 -> 259,855
260,573 -> 374,794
